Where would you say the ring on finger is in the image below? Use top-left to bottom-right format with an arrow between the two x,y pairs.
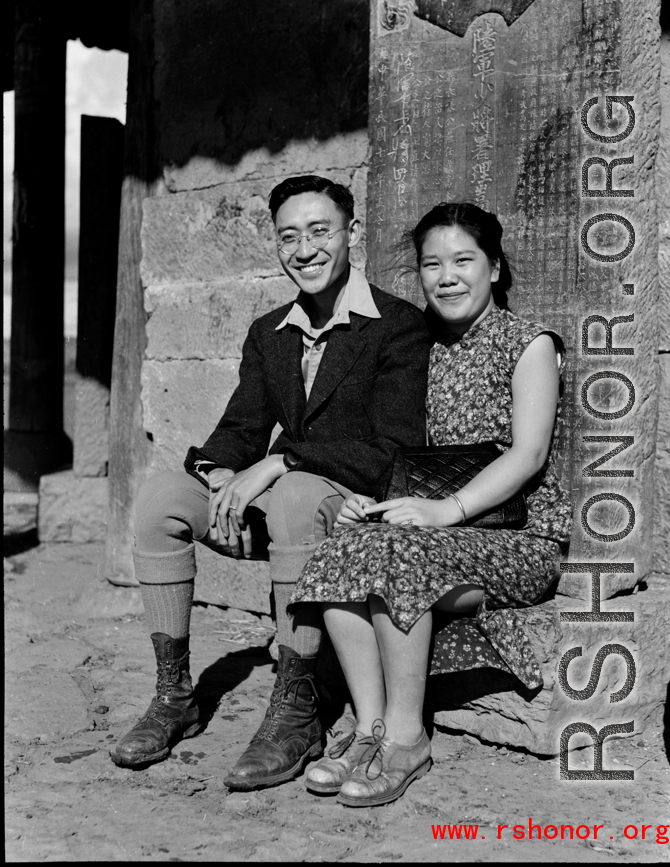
401,519 -> 415,526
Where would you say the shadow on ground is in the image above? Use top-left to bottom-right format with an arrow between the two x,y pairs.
195,647 -> 274,731
4,527 -> 40,558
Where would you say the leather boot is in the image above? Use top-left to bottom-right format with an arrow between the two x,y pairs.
224,645 -> 323,790
110,633 -> 201,768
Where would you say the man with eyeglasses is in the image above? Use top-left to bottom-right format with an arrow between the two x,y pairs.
110,175 -> 430,791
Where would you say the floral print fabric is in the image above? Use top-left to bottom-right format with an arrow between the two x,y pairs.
292,306 -> 572,689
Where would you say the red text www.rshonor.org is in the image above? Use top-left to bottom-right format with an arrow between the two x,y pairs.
431,820 -> 669,844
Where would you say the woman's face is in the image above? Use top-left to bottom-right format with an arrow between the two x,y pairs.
419,226 -> 500,335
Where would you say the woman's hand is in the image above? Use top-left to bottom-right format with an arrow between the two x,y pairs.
410,333 -> 560,525
336,494 -> 377,526
364,496 -> 462,527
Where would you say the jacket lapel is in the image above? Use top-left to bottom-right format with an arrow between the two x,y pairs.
304,317 -> 369,420
268,326 -> 306,437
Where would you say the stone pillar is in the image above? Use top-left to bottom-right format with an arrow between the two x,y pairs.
105,0 -> 161,584
367,0 -> 661,598
5,0 -> 70,492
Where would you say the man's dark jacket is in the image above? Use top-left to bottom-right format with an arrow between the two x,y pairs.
184,284 -> 430,498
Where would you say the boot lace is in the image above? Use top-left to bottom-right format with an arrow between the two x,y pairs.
145,651 -> 189,719
256,672 -> 319,739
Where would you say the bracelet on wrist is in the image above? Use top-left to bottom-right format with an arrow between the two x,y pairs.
448,493 -> 467,525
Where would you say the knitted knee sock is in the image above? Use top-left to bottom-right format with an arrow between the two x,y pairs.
139,580 -> 194,639
133,544 -> 197,639
269,543 -> 323,657
273,583 -> 323,657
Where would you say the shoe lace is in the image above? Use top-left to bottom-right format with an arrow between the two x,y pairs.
327,729 -> 356,760
358,719 -> 386,780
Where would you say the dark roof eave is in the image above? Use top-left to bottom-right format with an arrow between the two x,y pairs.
4,1 -> 131,92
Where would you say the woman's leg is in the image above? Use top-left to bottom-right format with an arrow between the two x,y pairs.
336,598 -> 433,807
431,583 -> 484,616
303,601 -> 385,794
322,601 -> 386,734
325,590 -> 470,747
368,596 -> 432,744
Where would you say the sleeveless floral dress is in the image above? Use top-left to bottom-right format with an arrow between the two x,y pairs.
291,306 -> 572,688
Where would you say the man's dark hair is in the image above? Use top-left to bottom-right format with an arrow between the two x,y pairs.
269,175 -> 355,223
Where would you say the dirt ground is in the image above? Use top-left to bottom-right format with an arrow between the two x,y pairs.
4,507 -> 669,862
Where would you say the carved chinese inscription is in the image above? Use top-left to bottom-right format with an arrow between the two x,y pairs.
470,19 -> 496,211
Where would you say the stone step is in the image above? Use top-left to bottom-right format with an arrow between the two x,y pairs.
38,470 -> 108,543
194,544 -> 271,614
431,578 -> 670,755
4,491 -> 39,535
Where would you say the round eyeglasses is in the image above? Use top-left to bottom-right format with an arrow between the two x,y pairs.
276,225 -> 349,255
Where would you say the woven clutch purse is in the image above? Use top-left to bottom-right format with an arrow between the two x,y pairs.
384,442 -> 527,529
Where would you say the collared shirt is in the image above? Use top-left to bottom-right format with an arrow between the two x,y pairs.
275,266 -> 381,399
194,267 -> 381,479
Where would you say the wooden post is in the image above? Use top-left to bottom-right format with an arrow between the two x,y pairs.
105,0 -> 160,584
74,115 -> 124,478
5,0 -> 69,491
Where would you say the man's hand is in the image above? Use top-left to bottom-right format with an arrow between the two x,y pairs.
206,468 -> 237,555
336,494 -> 377,526
207,467 -> 236,490
208,456 -> 286,557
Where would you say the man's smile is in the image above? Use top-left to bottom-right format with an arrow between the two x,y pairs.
294,263 -> 325,274
274,191 -> 361,309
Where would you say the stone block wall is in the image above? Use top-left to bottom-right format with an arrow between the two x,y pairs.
136,0 -> 369,601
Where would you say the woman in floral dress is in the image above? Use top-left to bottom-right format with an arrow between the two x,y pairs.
291,203 -> 572,807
